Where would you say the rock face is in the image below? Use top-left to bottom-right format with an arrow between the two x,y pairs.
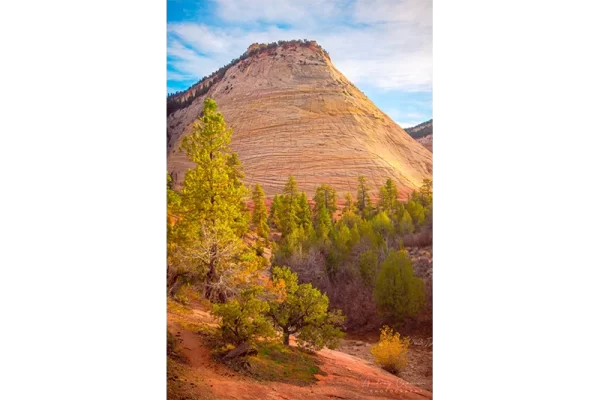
406,119 -> 433,152
167,41 -> 432,199
414,134 -> 432,152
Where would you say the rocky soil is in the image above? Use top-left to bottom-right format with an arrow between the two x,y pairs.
167,299 -> 432,400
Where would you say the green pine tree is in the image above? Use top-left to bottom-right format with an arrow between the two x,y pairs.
280,175 -> 301,237
179,98 -> 248,301
297,192 -> 312,231
268,194 -> 282,230
342,192 -> 356,216
313,184 -> 337,221
315,205 -> 333,242
378,178 -> 399,213
252,183 -> 270,241
398,209 -> 415,235
356,175 -> 373,218
406,200 -> 425,227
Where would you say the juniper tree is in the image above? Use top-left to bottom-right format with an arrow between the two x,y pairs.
267,266 -> 345,349
374,250 -> 425,322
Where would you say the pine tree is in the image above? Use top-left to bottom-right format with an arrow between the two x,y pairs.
418,179 -> 433,208
179,98 -> 248,301
315,205 -> 333,242
378,178 -> 399,213
359,249 -> 378,286
343,192 -> 356,216
356,175 -> 372,218
371,211 -> 394,239
350,223 -> 360,245
406,200 -> 425,227
280,175 -> 300,237
268,194 -> 282,230
398,209 -> 415,235
252,184 -> 270,241
228,153 -> 250,236
333,222 -> 352,255
313,184 -> 337,221
297,192 -> 312,231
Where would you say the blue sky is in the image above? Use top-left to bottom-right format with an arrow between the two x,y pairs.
167,0 -> 432,128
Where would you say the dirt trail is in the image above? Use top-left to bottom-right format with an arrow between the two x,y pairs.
168,301 -> 432,400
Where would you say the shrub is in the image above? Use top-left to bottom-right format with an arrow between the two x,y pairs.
370,326 -> 410,374
256,245 -> 265,257
359,250 -> 378,285
374,250 -> 425,322
212,287 -> 274,345
173,283 -> 200,305
402,228 -> 432,248
167,330 -> 177,357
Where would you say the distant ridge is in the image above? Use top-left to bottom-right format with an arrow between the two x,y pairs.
405,119 -> 433,139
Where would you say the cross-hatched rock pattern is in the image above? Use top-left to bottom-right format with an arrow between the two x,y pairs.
167,42 -> 432,199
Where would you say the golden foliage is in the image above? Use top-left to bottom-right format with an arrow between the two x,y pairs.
262,277 -> 287,304
370,326 -> 410,374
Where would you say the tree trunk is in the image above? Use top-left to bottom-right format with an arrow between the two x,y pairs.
283,329 -> 290,346
224,343 -> 258,359
204,243 -> 218,300
168,277 -> 184,297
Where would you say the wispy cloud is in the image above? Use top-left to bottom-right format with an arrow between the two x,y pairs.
396,121 -> 423,129
167,0 -> 432,93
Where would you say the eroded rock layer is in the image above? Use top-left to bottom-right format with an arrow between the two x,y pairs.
167,42 -> 432,198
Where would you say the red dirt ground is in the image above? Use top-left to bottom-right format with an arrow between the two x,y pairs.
167,300 -> 432,400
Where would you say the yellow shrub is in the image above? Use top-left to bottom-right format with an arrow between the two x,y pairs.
370,326 -> 410,374
174,283 -> 200,305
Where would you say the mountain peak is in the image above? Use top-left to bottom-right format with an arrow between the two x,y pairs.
167,39 -> 432,197
245,39 -> 323,55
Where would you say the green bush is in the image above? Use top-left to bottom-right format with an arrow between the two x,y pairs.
374,250 -> 425,322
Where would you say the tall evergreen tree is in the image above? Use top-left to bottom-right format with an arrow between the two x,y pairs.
179,98 -> 248,301
406,199 -> 425,227
268,194 -> 282,230
313,184 -> 337,221
378,178 -> 399,213
342,192 -> 356,216
356,175 -> 373,218
315,205 -> 333,241
297,192 -> 313,233
397,209 -> 415,235
252,183 -> 269,241
280,175 -> 300,237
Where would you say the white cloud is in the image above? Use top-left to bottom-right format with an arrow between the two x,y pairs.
353,0 -> 432,27
396,121 -> 422,129
211,0 -> 346,25
405,111 -> 427,119
167,0 -> 432,91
